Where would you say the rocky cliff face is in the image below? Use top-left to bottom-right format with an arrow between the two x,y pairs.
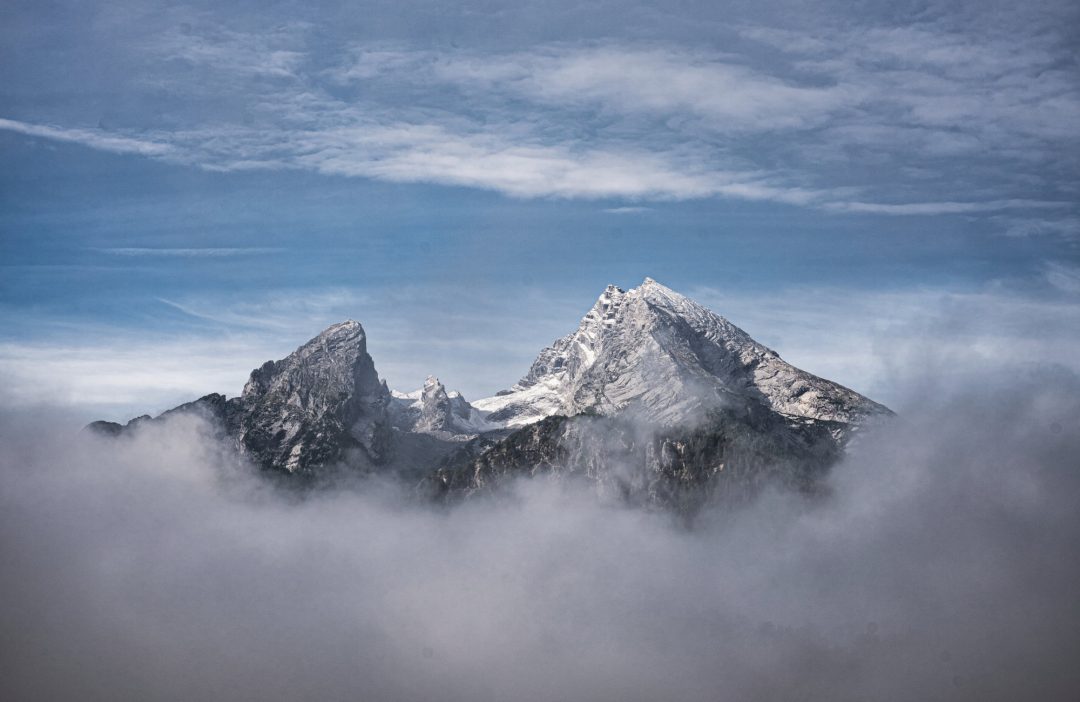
230,320 -> 393,474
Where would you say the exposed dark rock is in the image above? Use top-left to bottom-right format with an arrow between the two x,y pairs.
230,321 -> 392,475
426,404 -> 845,515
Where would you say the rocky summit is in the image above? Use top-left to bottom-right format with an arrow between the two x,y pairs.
472,278 -> 889,428
90,278 -> 892,508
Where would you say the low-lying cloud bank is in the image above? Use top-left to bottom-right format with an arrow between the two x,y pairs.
1,364 -> 1078,701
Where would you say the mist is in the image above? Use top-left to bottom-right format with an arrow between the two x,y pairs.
2,364 -> 1078,701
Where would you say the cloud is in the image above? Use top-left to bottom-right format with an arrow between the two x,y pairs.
0,283 -> 585,416
2,17 -> 1076,215
427,45 -> 857,131
1,361 -> 1078,700
149,20 -> 311,79
821,199 -> 1070,216
100,247 -> 285,257
998,216 -> 1080,240
1044,261 -> 1080,295
0,117 -> 174,157
0,337 -> 272,416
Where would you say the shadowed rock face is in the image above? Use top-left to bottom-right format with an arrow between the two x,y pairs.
426,405 -> 849,515
233,321 -> 392,474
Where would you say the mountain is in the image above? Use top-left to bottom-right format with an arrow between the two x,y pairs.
473,278 -> 888,429
232,320 -> 394,472
90,320 -> 398,475
389,376 -> 495,439
89,278 -> 891,507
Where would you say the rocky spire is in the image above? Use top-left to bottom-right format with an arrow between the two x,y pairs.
234,320 -> 392,474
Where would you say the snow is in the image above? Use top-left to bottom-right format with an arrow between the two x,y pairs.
472,277 -> 889,429
389,277 -> 888,437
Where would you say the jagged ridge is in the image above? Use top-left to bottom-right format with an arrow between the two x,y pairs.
89,278 -> 892,508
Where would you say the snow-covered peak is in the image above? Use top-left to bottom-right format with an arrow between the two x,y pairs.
388,376 -> 496,439
634,276 -> 690,306
474,278 -> 890,428
638,276 -> 666,292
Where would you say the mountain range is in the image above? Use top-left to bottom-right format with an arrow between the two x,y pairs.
89,278 -> 891,510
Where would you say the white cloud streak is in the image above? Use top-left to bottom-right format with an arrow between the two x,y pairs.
0,117 -> 174,157
101,247 -> 284,257
822,199 -> 1070,216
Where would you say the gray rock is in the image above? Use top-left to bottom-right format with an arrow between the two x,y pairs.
232,320 -> 392,474
389,376 -> 494,439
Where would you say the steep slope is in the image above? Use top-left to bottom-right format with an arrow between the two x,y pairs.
231,320 -> 393,473
88,321 -> 397,476
474,278 -> 889,430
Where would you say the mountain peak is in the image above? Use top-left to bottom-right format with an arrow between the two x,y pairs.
388,374 -> 493,438
631,276 -> 692,305
237,319 -> 391,472
315,319 -> 363,341
475,279 -> 889,428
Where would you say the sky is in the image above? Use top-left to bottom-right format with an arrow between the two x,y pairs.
1,0 -> 1078,420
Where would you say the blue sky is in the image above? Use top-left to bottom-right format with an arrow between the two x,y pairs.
1,0 -> 1078,419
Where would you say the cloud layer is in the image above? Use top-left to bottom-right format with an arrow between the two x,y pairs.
2,362 -> 1078,700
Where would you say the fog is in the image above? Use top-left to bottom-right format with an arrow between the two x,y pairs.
2,364 -> 1078,701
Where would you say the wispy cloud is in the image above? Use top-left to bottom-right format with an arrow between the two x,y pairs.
0,117 -> 173,157
1044,261 -> 1080,295
101,247 -> 284,257
2,18 -> 1076,220
423,45 -> 856,131
152,23 -> 309,78
997,216 -> 1080,240
822,199 -> 1070,216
